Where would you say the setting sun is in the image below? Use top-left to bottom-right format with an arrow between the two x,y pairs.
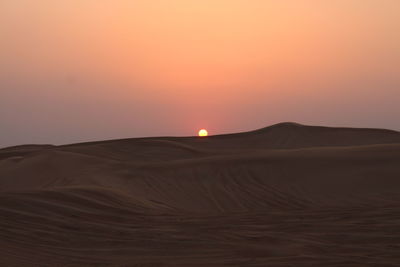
198,129 -> 208,137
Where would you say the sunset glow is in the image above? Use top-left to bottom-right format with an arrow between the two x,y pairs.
198,129 -> 208,137
0,1 -> 399,146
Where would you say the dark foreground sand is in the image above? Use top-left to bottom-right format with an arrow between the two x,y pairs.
1,122 -> 400,266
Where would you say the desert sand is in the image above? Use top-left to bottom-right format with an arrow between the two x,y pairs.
1,122 -> 400,266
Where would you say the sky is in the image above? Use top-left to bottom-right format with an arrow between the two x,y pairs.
1,0 -> 399,147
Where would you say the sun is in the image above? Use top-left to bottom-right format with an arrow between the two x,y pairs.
198,129 -> 208,137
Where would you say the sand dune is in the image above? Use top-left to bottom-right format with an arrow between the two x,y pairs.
1,123 -> 400,266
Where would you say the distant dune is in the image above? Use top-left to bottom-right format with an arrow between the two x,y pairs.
1,123 -> 400,266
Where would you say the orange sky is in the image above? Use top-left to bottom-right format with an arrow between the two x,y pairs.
1,0 -> 399,146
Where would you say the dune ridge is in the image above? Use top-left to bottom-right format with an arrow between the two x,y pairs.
1,123 -> 400,266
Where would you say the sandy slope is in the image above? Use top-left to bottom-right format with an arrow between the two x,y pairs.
1,122 -> 400,266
